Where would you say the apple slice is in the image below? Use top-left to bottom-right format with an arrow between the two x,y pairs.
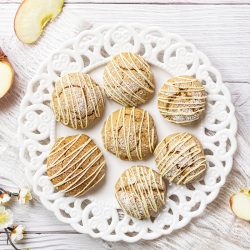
230,188 -> 250,221
14,0 -> 64,44
0,49 -> 14,98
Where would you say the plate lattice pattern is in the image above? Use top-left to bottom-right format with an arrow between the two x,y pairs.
18,24 -> 237,242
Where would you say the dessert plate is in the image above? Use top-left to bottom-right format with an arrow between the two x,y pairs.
18,24 -> 237,242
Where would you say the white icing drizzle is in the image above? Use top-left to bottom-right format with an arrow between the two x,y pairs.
155,132 -> 206,184
51,73 -> 105,129
115,166 -> 165,220
103,107 -> 156,160
158,76 -> 207,123
103,52 -> 154,106
47,134 -> 106,197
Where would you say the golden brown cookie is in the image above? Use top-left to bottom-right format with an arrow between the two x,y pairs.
102,107 -> 157,161
115,166 -> 166,220
47,134 -> 106,197
103,52 -> 154,107
158,76 -> 207,125
154,132 -> 207,185
51,72 -> 105,129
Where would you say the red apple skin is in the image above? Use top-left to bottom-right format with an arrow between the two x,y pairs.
229,195 -> 233,210
0,49 -> 14,98
0,48 -> 7,60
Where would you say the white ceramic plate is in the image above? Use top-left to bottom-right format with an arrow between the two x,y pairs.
18,24 -> 237,242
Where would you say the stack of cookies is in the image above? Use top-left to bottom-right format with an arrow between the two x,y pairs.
47,51 -> 208,220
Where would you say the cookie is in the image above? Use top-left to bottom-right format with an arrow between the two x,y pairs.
103,52 -> 154,107
102,107 -> 157,161
154,132 -> 207,185
51,72 -> 105,129
115,166 -> 166,220
47,134 -> 106,197
158,76 -> 207,125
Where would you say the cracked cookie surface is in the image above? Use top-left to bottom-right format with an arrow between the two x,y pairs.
47,134 -> 106,197
51,72 -> 105,129
115,166 -> 166,220
103,52 -> 154,107
154,132 -> 207,184
158,76 -> 207,125
102,107 -> 157,161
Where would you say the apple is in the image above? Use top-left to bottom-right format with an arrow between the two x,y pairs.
230,188 -> 250,221
14,0 -> 64,44
0,49 -> 14,98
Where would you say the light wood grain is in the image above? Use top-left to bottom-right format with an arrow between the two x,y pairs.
0,233 -> 106,250
2,0 -> 250,4
1,4 -> 250,83
0,2 -> 249,249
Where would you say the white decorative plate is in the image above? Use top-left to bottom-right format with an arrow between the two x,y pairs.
18,24 -> 237,242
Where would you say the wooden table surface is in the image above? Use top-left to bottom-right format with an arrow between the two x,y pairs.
1,1 -> 250,249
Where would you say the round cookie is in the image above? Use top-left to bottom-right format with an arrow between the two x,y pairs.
115,166 -> 166,220
154,132 -> 207,185
51,72 -> 105,129
47,134 -> 106,197
158,76 -> 207,125
102,107 -> 157,161
103,52 -> 155,107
